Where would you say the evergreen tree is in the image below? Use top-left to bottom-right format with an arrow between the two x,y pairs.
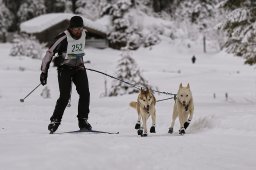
104,0 -> 142,50
108,52 -> 148,96
168,0 -> 223,50
0,0 -> 14,38
143,32 -> 160,47
45,0 -> 67,13
135,0 -> 173,13
10,34 -> 45,59
76,0 -> 106,20
174,0 -> 220,30
64,0 -> 73,13
17,0 -> 46,22
220,0 -> 256,65
2,0 -> 23,31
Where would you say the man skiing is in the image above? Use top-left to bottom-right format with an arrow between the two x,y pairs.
40,15 -> 92,133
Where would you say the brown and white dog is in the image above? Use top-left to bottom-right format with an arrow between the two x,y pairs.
168,83 -> 194,135
130,88 -> 156,137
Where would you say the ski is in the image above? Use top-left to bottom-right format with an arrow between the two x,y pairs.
60,129 -> 119,134
66,129 -> 119,134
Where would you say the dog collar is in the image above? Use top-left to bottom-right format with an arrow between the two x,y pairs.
144,106 -> 150,114
178,100 -> 189,111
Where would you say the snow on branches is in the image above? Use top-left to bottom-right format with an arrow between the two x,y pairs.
108,51 -> 148,96
105,0 -> 142,50
220,0 -> 256,65
10,34 -> 45,59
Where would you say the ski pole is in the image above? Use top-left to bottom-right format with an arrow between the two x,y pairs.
20,83 -> 41,102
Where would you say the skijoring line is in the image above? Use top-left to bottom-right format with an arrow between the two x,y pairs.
86,68 -> 177,101
86,68 -> 141,90
156,96 -> 176,103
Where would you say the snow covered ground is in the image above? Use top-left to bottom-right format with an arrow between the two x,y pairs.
0,39 -> 255,170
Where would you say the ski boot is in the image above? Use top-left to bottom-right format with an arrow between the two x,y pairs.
48,119 -> 61,134
78,118 -> 92,131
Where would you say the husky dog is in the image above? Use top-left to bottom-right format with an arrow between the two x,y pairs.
168,83 -> 194,135
130,88 -> 156,137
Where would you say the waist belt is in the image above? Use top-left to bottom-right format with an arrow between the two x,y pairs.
66,53 -> 84,59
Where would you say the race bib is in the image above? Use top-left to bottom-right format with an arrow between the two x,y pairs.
65,30 -> 86,59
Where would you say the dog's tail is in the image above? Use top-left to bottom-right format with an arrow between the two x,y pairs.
129,101 -> 137,109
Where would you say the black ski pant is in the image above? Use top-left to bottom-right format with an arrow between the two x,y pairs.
50,66 -> 90,121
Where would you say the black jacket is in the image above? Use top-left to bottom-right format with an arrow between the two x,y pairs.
41,30 -> 86,73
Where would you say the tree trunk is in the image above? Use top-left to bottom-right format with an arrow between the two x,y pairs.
153,0 -> 161,12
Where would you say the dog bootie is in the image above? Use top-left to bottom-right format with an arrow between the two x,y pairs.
184,120 -> 191,129
150,126 -> 156,133
137,129 -> 143,136
179,128 -> 185,135
48,119 -> 61,133
141,133 -> 148,137
78,118 -> 92,130
168,127 -> 173,134
135,122 -> 140,129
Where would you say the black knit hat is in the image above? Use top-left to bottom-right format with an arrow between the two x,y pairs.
69,16 -> 84,28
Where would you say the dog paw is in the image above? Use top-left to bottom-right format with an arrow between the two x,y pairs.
137,129 -> 143,136
141,133 -> 148,137
150,126 -> 156,133
179,128 -> 185,135
168,127 -> 173,134
135,123 -> 140,129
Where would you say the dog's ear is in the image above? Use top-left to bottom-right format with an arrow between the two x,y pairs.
149,88 -> 153,93
146,87 -> 149,92
187,83 -> 190,89
179,83 -> 183,89
141,87 -> 146,94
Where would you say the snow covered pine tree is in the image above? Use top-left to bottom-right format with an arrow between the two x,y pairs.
0,1 -> 14,42
108,52 -> 148,96
103,0 -> 141,50
220,0 -> 256,65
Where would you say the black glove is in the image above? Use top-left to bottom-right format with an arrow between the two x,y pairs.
40,72 -> 48,85
184,119 -> 191,129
